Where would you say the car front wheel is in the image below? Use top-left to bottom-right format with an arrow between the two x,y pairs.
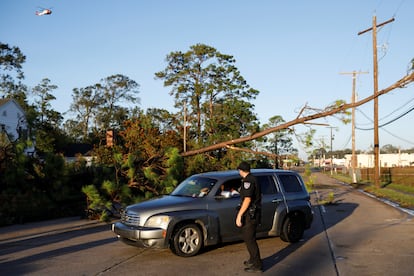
170,223 -> 203,257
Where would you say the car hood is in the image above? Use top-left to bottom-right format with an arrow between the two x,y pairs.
125,195 -> 204,214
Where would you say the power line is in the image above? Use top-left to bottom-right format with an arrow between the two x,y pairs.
356,95 -> 414,125
340,133 -> 352,149
379,96 -> 414,121
380,127 -> 414,146
355,106 -> 414,146
356,104 -> 414,130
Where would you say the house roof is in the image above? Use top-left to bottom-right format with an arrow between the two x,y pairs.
0,98 -> 26,115
0,98 -> 11,106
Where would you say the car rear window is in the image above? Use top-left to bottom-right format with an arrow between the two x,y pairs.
278,174 -> 303,193
256,175 -> 278,194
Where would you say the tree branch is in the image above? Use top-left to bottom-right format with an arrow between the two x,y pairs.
182,72 -> 414,157
225,145 -> 277,158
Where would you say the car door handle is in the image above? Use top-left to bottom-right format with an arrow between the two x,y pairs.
272,199 -> 283,203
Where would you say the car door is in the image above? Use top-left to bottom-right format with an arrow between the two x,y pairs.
254,174 -> 284,234
212,178 -> 242,242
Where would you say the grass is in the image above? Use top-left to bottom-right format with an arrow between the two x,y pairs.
326,172 -> 414,209
364,185 -> 414,209
385,183 -> 414,194
317,191 -> 336,205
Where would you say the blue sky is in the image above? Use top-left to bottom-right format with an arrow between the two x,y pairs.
1,0 -> 413,159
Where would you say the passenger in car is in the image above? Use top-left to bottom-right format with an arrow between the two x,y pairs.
220,184 -> 240,197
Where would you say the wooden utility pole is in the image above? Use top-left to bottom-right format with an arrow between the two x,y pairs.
358,16 -> 394,187
340,71 -> 368,183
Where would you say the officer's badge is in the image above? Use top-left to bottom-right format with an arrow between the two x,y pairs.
244,181 -> 251,189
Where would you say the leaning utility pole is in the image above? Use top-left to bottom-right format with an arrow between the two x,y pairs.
358,16 -> 395,187
340,71 -> 368,183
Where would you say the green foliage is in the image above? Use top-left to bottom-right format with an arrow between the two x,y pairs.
82,146 -> 184,221
364,185 -> 414,209
386,183 -> 414,194
185,154 -> 210,175
68,74 -> 140,142
162,147 -> 184,193
0,43 -> 26,98
303,164 -> 315,192
30,78 -> 65,154
318,191 -> 336,205
260,115 -> 297,168
0,142 -> 85,225
82,185 -> 106,211
155,43 -> 260,145
328,171 -> 414,209
4,42 -> 389,226
142,147 -> 184,195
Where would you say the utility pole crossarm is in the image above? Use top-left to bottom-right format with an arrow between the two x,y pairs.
357,17 -> 395,36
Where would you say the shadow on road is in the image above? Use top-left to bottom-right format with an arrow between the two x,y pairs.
0,224 -> 116,275
261,173 -> 359,273
262,201 -> 358,273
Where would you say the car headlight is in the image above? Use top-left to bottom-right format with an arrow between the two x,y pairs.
145,215 -> 171,229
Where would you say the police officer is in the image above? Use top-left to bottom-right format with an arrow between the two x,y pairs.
235,161 -> 262,273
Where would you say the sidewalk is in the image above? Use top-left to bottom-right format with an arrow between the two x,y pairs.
0,216 -> 104,245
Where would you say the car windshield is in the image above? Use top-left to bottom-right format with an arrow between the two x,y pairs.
171,176 -> 218,198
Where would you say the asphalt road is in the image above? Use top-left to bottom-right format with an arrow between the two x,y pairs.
0,172 -> 413,276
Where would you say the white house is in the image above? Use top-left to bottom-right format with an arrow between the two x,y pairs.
311,152 -> 414,168
0,98 -> 34,154
344,153 -> 414,168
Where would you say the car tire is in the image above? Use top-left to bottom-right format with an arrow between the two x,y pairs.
170,223 -> 203,257
280,213 -> 305,243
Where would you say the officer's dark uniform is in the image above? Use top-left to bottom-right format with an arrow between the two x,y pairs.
239,170 -> 262,270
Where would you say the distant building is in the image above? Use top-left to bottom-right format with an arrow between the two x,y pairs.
62,143 -> 94,166
0,98 -> 35,154
344,153 -> 414,168
311,152 -> 414,168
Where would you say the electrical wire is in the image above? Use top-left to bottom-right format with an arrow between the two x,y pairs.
340,133 -> 352,149
355,96 -> 414,126
356,105 -> 414,130
379,96 -> 414,121
380,127 -> 414,146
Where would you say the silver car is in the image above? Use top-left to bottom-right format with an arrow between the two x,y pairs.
112,169 -> 313,257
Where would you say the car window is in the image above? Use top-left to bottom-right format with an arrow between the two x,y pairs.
278,174 -> 302,193
171,176 -> 217,197
216,179 -> 241,197
256,175 -> 278,194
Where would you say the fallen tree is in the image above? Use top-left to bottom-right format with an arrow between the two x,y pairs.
182,72 -> 414,157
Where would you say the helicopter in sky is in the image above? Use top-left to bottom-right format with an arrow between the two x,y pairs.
35,8 -> 52,16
